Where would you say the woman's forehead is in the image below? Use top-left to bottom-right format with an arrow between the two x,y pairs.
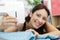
34,9 -> 48,17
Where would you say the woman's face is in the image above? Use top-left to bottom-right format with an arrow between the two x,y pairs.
29,9 -> 48,29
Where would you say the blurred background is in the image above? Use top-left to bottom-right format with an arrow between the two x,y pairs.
0,0 -> 60,30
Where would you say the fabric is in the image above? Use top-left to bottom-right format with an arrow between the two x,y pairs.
0,32 -> 35,40
0,31 -> 59,40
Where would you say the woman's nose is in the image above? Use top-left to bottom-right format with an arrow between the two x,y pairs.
38,17 -> 43,23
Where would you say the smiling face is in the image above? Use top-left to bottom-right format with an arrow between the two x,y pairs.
29,9 -> 48,29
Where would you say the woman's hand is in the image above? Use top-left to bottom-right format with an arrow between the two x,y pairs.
26,29 -> 40,36
0,14 -> 17,32
2,16 -> 17,26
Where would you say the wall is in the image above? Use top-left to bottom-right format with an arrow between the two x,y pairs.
0,0 -> 25,24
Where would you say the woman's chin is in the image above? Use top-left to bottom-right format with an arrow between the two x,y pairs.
33,24 -> 43,29
33,25 -> 40,29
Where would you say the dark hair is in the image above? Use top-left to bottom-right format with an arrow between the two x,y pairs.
25,4 -> 50,34
25,4 -> 50,22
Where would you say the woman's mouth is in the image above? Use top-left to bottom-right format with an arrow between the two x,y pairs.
34,20 -> 40,27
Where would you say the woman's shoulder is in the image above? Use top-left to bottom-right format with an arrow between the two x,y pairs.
17,23 -> 24,30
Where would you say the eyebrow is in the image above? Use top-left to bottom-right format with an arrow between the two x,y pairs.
36,13 -> 41,16
36,13 -> 47,18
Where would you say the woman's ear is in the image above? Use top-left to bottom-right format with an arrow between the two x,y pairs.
29,12 -> 33,18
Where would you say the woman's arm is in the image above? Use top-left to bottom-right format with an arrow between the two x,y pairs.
17,23 -> 24,31
42,31 -> 60,36
4,26 -> 18,32
45,21 -> 59,32
43,21 -> 60,36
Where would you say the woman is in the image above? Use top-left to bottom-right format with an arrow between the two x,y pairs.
1,4 -> 60,36
17,4 -> 60,36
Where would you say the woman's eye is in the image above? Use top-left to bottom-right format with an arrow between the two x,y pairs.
37,14 -> 41,17
43,18 -> 47,21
